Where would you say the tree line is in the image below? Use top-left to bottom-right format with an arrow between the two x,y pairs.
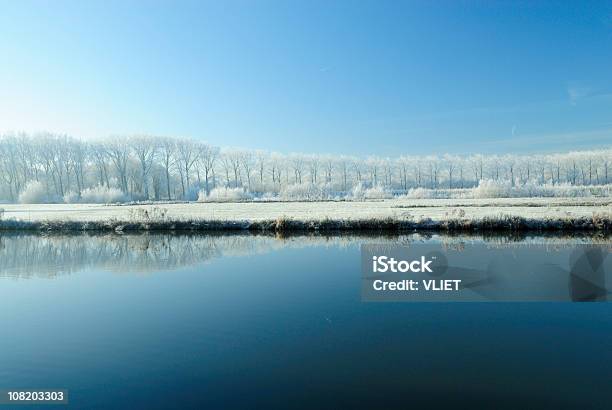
0,132 -> 610,202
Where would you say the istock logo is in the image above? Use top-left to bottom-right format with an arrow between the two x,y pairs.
372,255 -> 434,273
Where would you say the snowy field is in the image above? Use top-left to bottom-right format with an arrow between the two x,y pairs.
2,197 -> 610,224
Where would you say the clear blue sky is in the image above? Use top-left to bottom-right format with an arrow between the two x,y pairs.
1,0 -> 611,155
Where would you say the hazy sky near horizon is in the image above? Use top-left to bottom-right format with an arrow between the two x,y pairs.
1,0 -> 611,155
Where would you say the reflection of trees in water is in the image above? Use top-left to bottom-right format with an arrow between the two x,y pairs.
438,233 -> 612,253
0,232 -> 609,278
0,233 -> 368,278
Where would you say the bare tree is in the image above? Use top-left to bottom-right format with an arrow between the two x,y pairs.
0,132 -> 610,203
198,143 -> 219,195
105,138 -> 130,193
175,138 -> 200,198
130,135 -> 158,198
308,155 -> 320,184
290,154 -> 305,184
159,137 -> 176,200
444,154 -> 456,189
240,150 -> 254,191
255,150 -> 267,190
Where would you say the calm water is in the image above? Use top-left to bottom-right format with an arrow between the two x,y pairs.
0,233 -> 610,409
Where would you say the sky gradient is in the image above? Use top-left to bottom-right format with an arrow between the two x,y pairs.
1,0 -> 611,155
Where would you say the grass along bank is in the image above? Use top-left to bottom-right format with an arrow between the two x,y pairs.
0,201 -> 610,233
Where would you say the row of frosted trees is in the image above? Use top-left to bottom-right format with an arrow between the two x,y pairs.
0,132 -> 610,202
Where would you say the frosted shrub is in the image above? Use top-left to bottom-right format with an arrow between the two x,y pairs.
363,185 -> 393,199
472,179 -> 513,198
63,191 -> 80,204
470,180 -> 610,198
405,187 -> 447,199
401,187 -> 473,199
351,183 -> 393,200
80,185 -> 126,203
280,183 -> 334,201
18,181 -> 52,204
198,187 -> 252,202
405,187 -> 430,199
528,183 -> 606,198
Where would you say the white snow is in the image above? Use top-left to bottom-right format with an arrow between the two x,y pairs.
1,197 -> 610,224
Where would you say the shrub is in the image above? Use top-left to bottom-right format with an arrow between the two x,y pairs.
63,191 -> 80,204
352,183 -> 393,200
79,185 -> 127,203
400,180 -> 612,200
363,185 -> 393,199
472,179 -> 513,198
198,187 -> 253,202
280,183 -> 334,201
404,187 -> 447,199
18,181 -> 53,204
472,180 -> 610,198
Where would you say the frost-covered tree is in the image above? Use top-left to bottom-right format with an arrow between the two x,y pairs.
0,132 -> 610,202
175,138 -> 200,198
131,135 -> 158,198
158,137 -> 176,200
105,138 -> 130,193
197,143 -> 218,194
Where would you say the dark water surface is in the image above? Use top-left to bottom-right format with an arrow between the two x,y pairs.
0,233 -> 610,409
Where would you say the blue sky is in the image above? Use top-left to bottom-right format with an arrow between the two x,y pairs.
0,0 -> 611,155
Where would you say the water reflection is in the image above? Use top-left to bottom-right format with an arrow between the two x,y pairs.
0,232 -> 609,279
0,232 -> 610,408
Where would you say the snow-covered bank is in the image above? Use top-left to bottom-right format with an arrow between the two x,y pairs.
0,198 -> 610,232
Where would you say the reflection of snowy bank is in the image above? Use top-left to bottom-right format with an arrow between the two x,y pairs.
0,232 -> 609,278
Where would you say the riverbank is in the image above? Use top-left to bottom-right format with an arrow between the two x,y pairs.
0,198 -> 610,233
